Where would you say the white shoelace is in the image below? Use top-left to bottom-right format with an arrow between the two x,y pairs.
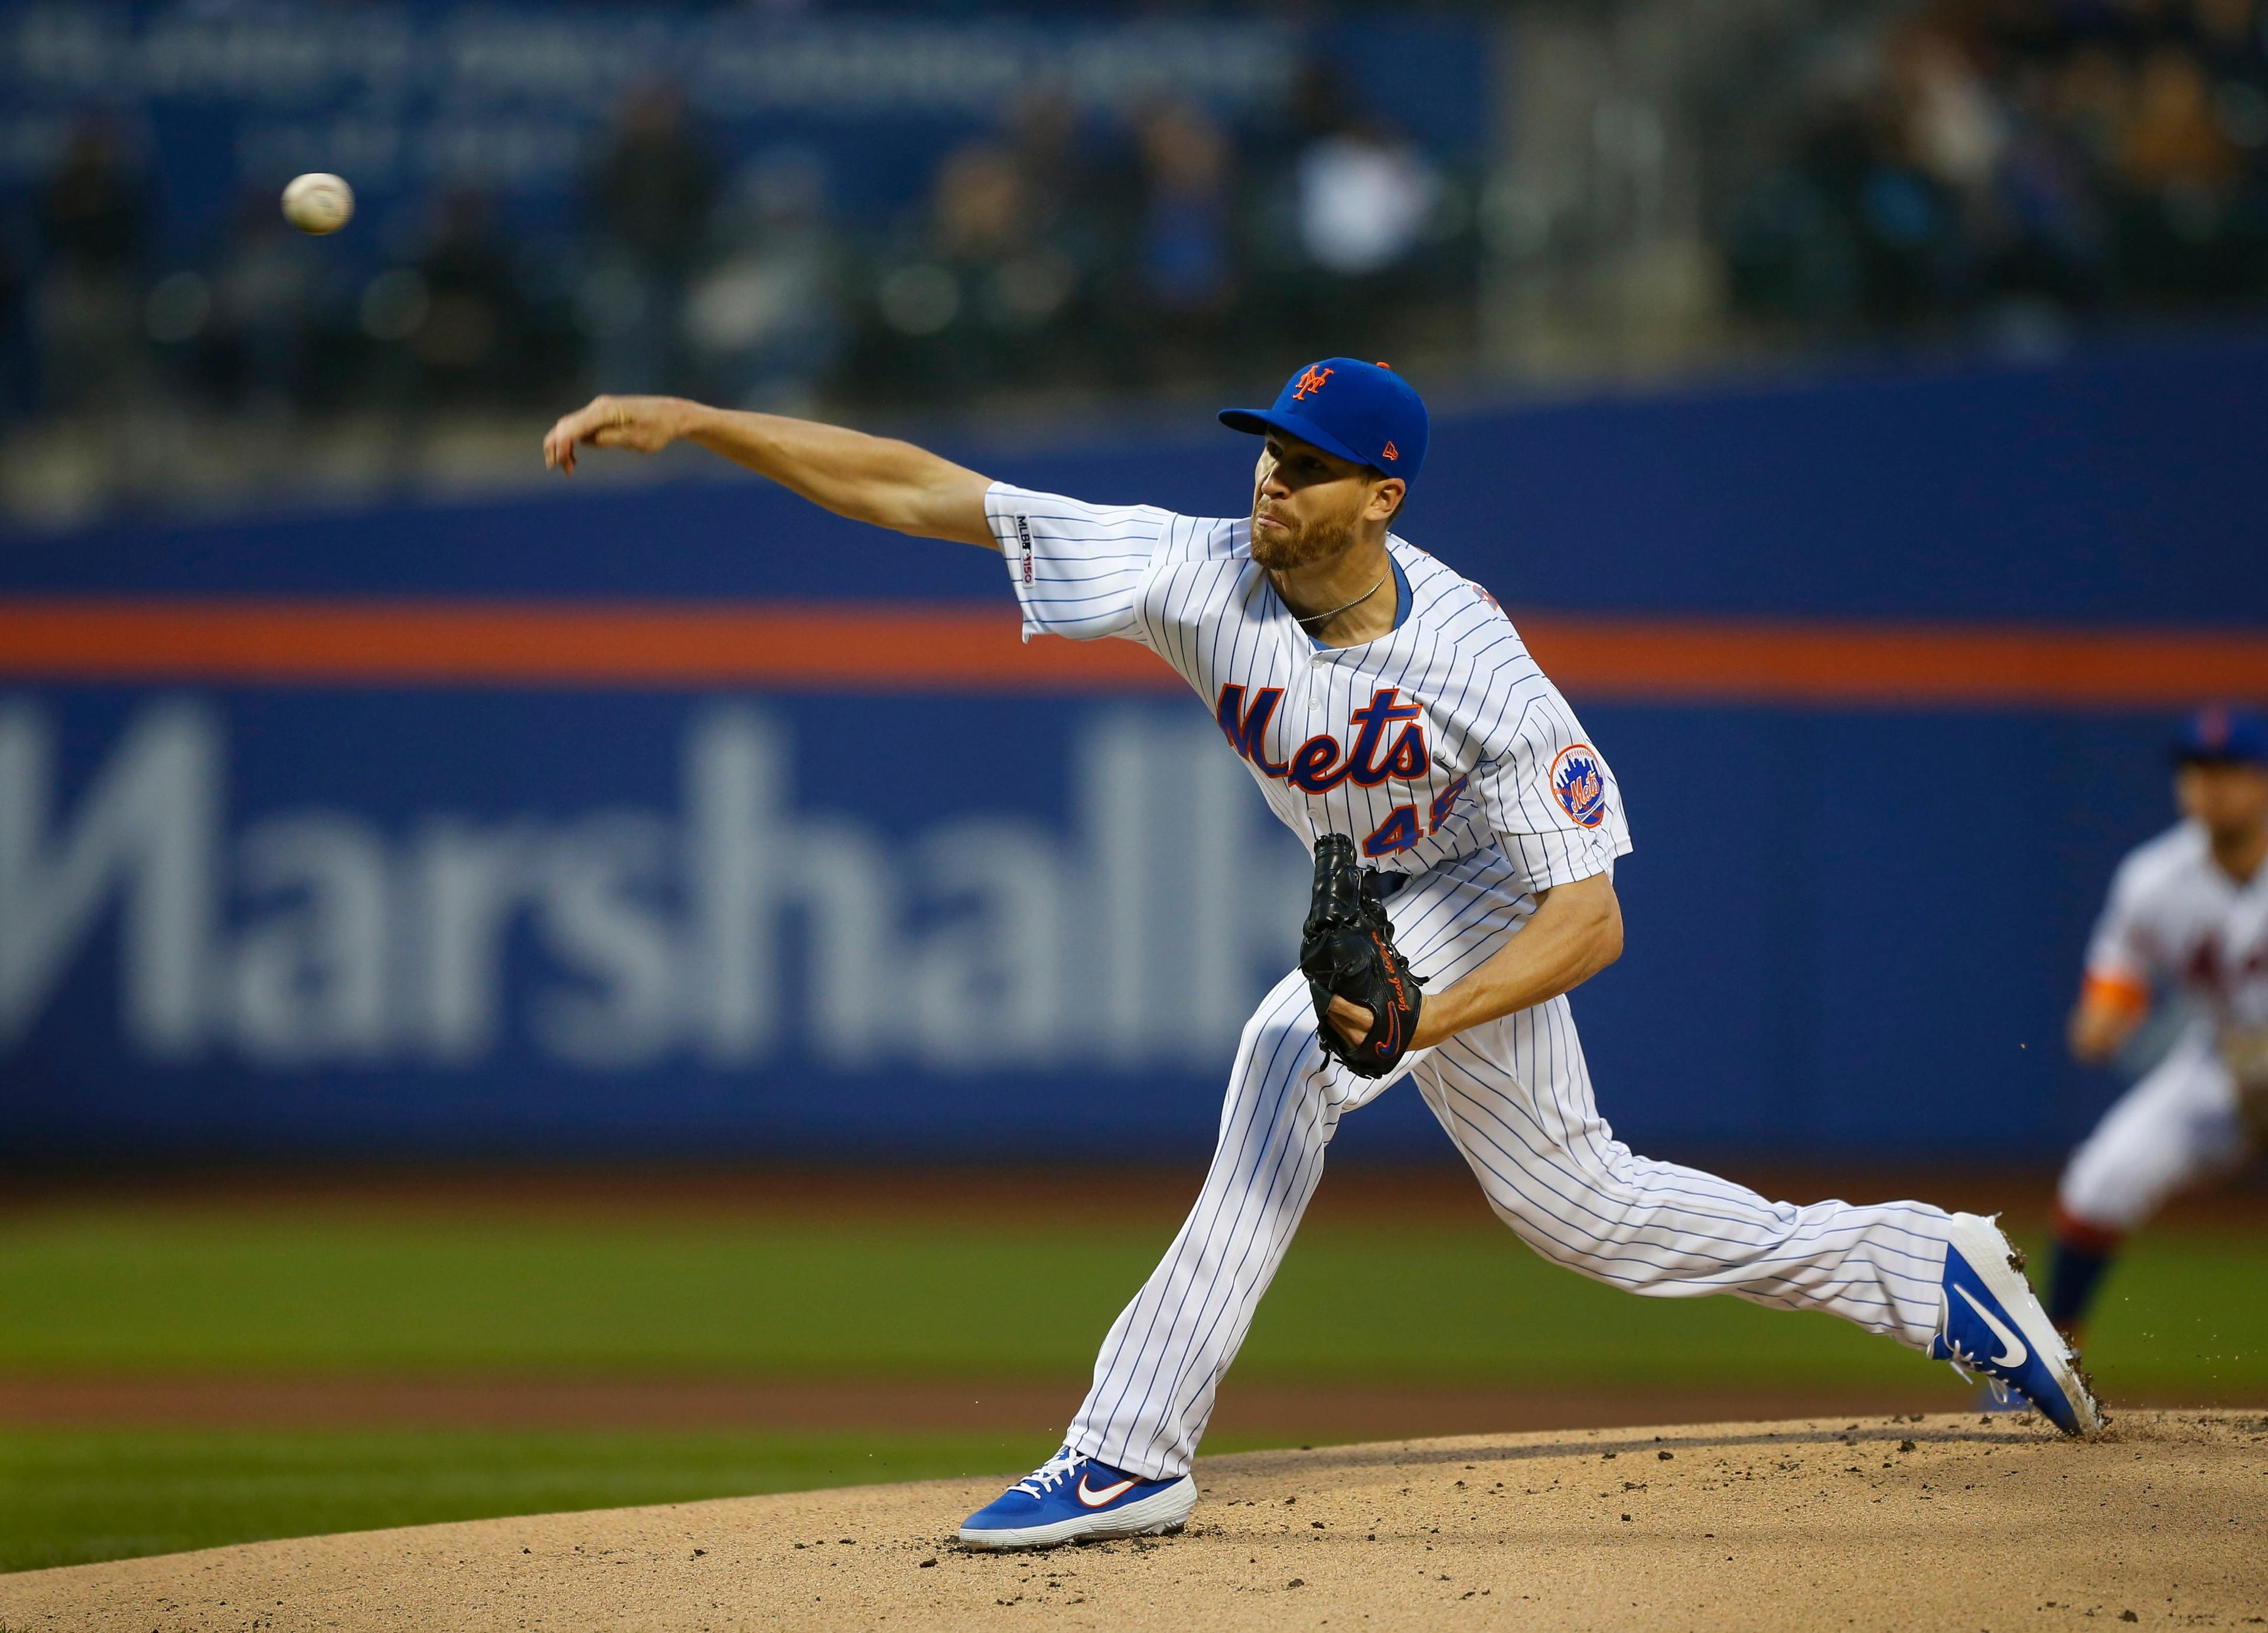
1013,1446 -> 1083,1499
1939,1338 -> 2014,1404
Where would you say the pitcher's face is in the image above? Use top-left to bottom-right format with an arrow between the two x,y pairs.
1249,433 -> 1400,570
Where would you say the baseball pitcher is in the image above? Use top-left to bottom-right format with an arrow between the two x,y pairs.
543,358 -> 2101,1552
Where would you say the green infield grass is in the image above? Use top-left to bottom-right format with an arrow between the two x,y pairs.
0,1426 -> 1102,1575
1,1187 -> 2261,1573
1,1200 -> 2260,1394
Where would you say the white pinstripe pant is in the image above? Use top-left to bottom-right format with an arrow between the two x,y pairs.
1068,967 -> 1956,1480
2058,1033 -> 2251,1233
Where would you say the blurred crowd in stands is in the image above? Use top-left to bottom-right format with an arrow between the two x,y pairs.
0,63 -> 1472,432
8,0 -> 2268,471
1725,0 -> 2268,337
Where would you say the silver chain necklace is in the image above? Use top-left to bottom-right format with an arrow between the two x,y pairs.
1290,566 -> 1390,626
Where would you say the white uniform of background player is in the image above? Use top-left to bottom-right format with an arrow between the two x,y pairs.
990,480 -> 1957,1480
2048,708 -> 2268,1335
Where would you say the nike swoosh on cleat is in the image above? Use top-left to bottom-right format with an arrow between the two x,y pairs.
1954,1283 -> 2029,1368
1076,1475 -> 1138,1508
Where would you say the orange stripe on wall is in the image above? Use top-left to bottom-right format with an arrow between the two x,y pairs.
1523,614 -> 2268,708
0,598 -> 2262,706
0,600 -> 1173,693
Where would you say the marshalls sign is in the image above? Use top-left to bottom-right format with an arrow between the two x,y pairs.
1,694 -> 1305,1158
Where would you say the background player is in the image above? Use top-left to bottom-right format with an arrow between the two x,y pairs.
543,358 -> 2101,1553
2048,707 -> 2268,1341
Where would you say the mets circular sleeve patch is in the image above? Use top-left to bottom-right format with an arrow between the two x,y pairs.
1549,743 -> 1609,829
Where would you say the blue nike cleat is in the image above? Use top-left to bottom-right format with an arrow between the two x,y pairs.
1930,1212 -> 2104,1436
958,1445 -> 1197,1551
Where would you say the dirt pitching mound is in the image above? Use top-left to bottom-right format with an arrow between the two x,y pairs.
4,1410 -> 2262,1632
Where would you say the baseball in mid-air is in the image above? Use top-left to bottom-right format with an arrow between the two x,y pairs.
281,172 -> 354,235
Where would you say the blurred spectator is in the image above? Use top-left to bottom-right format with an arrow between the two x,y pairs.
0,230 -> 31,421
1985,82 -> 2113,318
35,120 -> 152,413
199,190 -> 323,416
1005,88 -> 1123,262
37,121 -> 146,271
22,5 -> 2268,526
897,141 -> 1031,386
1296,123 -> 1442,281
863,124 -> 1105,399
1896,28 -> 2005,217
1728,54 -> 1959,331
2125,45 -> 2234,185
683,149 -> 849,411
582,81 -> 719,395
1242,58 -> 1466,362
2120,44 -> 2246,296
415,188 -> 530,407
1132,100 -> 1239,371
1727,0 -> 2268,338
999,87 -> 1128,376
1293,118 -> 1446,354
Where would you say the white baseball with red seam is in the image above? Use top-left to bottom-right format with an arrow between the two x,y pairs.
281,173 -> 354,235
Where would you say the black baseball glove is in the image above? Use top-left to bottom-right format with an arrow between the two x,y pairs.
1300,834 -> 1423,1079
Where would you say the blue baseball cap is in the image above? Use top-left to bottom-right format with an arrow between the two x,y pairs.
2174,705 -> 2268,768
1220,358 -> 1428,481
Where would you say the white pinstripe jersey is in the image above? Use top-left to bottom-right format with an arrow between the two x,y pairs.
989,483 -> 1632,985
2088,820 -> 2268,1035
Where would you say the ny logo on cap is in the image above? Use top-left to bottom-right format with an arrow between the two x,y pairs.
1292,365 -> 1334,399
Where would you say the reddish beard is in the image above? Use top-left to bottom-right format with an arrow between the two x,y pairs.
1250,493 -> 1365,569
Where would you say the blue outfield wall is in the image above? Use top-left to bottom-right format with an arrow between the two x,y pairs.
0,341 -> 2258,1165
